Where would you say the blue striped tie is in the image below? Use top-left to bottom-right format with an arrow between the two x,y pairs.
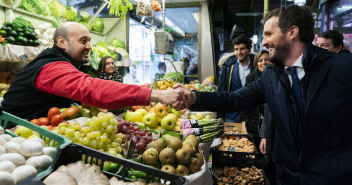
287,67 -> 303,112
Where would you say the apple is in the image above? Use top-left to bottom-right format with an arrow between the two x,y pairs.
195,112 -> 205,120
154,103 -> 168,118
160,115 -> 176,131
124,112 -> 144,123
167,113 -> 177,120
143,113 -> 159,129
135,108 -> 148,116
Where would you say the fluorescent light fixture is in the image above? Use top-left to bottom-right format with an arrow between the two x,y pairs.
294,0 -> 306,6
164,17 -> 185,36
252,35 -> 258,45
192,12 -> 199,24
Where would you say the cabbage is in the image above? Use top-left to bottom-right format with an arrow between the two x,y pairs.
47,15 -> 61,28
91,17 -> 104,33
96,42 -> 107,48
65,10 -> 80,22
20,0 -> 46,15
79,20 -> 93,31
80,11 -> 91,22
92,45 -> 109,59
109,38 -> 125,49
49,0 -> 66,19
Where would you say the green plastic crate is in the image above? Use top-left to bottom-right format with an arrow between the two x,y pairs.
0,110 -> 71,177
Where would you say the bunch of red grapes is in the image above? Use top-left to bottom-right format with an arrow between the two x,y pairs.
117,119 -> 154,154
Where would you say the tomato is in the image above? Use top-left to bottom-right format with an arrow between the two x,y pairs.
51,114 -> 64,126
30,119 -> 40,126
130,106 -> 142,111
63,106 -> 81,120
47,107 -> 60,121
38,117 -> 50,126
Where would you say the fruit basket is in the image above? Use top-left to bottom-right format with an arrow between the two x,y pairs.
19,143 -> 187,185
0,109 -> 72,177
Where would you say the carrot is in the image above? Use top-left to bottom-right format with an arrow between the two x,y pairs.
0,35 -> 5,43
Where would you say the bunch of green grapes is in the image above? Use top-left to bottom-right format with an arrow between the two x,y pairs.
53,112 -> 124,158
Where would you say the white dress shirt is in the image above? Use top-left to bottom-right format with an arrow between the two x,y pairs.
238,59 -> 252,86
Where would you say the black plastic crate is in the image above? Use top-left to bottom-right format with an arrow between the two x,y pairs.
19,143 -> 187,185
212,159 -> 265,185
212,134 -> 258,161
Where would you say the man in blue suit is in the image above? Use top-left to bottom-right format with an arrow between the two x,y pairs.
173,4 -> 352,185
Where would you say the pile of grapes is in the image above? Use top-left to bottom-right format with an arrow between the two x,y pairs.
117,119 -> 154,155
53,112 -> 124,157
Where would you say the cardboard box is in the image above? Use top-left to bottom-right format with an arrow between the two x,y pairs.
223,121 -> 248,135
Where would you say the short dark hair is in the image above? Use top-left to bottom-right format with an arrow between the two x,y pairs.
99,56 -> 114,72
158,62 -> 166,70
317,30 -> 344,48
264,4 -> 315,43
232,35 -> 252,50
53,25 -> 69,44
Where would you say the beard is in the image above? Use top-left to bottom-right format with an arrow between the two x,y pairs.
238,54 -> 249,63
67,43 -> 90,66
268,38 -> 291,65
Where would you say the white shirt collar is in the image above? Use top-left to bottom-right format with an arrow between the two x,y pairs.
285,54 -> 305,81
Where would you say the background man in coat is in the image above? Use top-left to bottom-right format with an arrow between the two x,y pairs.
217,35 -> 255,122
175,4 -> 352,184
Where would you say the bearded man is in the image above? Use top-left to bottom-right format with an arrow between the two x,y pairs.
174,4 -> 352,185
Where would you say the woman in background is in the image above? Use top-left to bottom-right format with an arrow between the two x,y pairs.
98,56 -> 122,82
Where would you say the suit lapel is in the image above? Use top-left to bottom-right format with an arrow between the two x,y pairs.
306,62 -> 331,110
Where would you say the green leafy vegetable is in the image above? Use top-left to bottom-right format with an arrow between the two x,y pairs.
107,0 -> 133,20
114,48 -> 129,58
79,11 -> 91,22
12,16 -> 34,29
65,10 -> 80,22
109,38 -> 125,49
20,0 -> 46,15
164,72 -> 183,83
49,0 -> 67,19
91,17 -> 104,33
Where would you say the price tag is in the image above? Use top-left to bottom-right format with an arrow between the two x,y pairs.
190,120 -> 199,128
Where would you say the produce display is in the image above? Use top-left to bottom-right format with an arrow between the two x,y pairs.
34,23 -> 55,47
0,126 -> 56,185
142,134 -> 204,176
217,138 -> 255,153
213,165 -> 264,185
0,83 -> 9,97
0,17 -> 39,46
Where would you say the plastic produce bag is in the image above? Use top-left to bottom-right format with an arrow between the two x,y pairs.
136,0 -> 153,17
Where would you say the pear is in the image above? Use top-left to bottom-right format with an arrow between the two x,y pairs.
187,158 -> 201,174
176,165 -> 189,176
159,148 -> 176,165
182,143 -> 197,156
183,135 -> 199,149
194,153 -> 204,166
142,148 -> 159,165
175,148 -> 191,165
161,165 -> 176,174
147,138 -> 166,153
162,135 -> 182,151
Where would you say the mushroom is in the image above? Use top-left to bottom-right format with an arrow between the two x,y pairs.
229,168 -> 239,177
242,167 -> 250,172
235,175 -> 243,181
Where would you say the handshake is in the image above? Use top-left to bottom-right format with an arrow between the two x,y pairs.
150,84 -> 196,110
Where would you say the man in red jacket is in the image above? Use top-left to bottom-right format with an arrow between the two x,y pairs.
2,22 -> 190,120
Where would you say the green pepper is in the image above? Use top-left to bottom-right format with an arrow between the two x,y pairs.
129,170 -> 147,179
104,163 -> 120,173
115,165 -> 124,175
